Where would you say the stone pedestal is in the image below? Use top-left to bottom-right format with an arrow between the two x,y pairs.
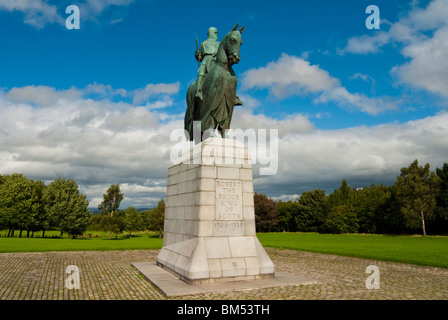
156,137 -> 275,284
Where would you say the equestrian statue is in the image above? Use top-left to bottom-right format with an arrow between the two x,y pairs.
185,23 -> 244,142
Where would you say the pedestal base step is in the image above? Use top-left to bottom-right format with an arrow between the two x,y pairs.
132,262 -> 316,297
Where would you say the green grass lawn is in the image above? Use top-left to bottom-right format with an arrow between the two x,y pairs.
0,231 -> 163,253
257,232 -> 448,269
1,231 -> 447,269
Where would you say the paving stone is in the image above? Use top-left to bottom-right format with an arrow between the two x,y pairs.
0,248 -> 446,300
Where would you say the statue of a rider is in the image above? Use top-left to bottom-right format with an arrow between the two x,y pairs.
185,25 -> 244,141
195,27 -> 219,100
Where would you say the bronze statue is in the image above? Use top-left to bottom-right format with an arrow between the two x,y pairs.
195,27 -> 219,101
185,23 -> 244,142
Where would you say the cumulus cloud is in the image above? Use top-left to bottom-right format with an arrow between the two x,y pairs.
132,82 -> 181,107
254,111 -> 448,199
343,21 -> 415,55
241,53 -> 339,97
1,83 -> 447,207
392,25 -> 448,96
315,87 -> 396,115
0,0 -> 63,28
0,83 -> 181,208
240,53 -> 396,115
343,0 -> 448,97
0,0 -> 136,28
231,107 -> 315,137
6,85 -> 82,106
84,83 -> 127,98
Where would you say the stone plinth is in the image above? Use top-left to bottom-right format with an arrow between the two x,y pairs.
156,137 -> 275,284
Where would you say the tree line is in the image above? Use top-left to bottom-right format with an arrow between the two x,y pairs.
255,160 -> 448,236
90,184 -> 165,239
0,175 -> 90,238
0,175 -> 164,238
2,159 -> 447,238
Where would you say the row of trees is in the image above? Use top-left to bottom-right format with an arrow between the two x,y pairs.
2,159 -> 447,238
0,175 -> 165,238
0,175 -> 90,238
92,184 -> 165,239
255,160 -> 448,235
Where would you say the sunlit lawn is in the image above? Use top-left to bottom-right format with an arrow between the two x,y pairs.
257,232 -> 448,269
0,230 -> 163,253
1,230 -> 447,268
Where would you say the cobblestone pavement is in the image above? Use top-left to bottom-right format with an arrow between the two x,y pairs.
0,248 -> 447,300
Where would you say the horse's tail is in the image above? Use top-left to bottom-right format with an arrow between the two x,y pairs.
185,81 -> 197,140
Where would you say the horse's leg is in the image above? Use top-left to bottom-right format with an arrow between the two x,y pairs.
202,125 -> 217,140
218,126 -> 227,138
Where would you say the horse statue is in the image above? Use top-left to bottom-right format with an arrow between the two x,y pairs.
185,23 -> 244,142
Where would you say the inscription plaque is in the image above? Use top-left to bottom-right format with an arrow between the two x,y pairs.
215,180 -> 242,220
214,221 -> 245,236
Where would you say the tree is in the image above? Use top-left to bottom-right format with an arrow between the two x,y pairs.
0,174 -> 35,237
87,213 -> 103,231
395,160 -> 441,236
147,199 -> 165,238
0,175 -> 4,231
98,184 -> 124,239
352,184 -> 391,234
374,185 -> 406,234
327,179 -> 352,208
296,189 -> 327,232
277,200 -> 299,232
322,204 -> 359,234
43,178 -> 90,238
101,209 -> 126,239
323,179 -> 359,234
254,193 -> 278,232
125,206 -> 144,236
27,179 -> 48,237
433,163 -> 448,234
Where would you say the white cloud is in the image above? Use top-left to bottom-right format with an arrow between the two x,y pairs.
240,53 -> 396,115
315,87 -> 396,115
6,85 -> 82,106
343,0 -> 448,97
256,111 -> 448,198
0,0 -> 63,28
392,26 -> 448,96
0,0 -> 136,28
132,82 -> 180,106
1,84 -> 447,206
84,83 -> 127,98
0,83 -> 180,208
241,53 -> 339,98
231,107 -> 315,137
343,21 -> 416,55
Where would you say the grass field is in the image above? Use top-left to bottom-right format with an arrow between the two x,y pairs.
257,232 -> 448,269
0,231 -> 163,253
1,231 -> 447,269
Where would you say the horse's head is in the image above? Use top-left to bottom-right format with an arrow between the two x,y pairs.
221,23 -> 244,66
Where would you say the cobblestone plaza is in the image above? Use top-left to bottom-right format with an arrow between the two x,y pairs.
1,248 -> 446,300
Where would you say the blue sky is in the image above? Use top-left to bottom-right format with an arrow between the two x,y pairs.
0,0 -> 447,208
